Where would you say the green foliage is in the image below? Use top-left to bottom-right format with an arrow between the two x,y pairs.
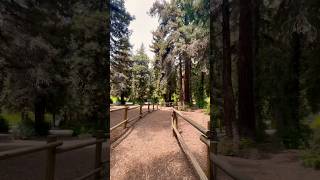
110,96 -> 119,104
72,126 -> 94,136
302,125 -> 320,169
0,0 -> 110,134
240,138 -> 256,149
310,115 -> 320,129
12,116 -> 35,139
172,93 -> 179,103
279,124 -> 312,149
204,97 -> 210,114
130,45 -> 152,102
0,115 -> 9,133
1,112 -> 21,126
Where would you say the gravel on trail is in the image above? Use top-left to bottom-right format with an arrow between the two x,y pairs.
110,107 -> 197,180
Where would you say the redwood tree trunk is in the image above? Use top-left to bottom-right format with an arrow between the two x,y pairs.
209,0 -> 216,132
290,32 -> 301,130
184,56 -> 191,106
222,0 -> 236,139
238,0 -> 256,139
34,94 -> 46,135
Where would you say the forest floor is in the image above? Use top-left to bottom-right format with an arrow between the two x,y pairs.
110,107 -> 320,180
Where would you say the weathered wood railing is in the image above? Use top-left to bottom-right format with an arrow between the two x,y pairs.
172,108 -> 252,180
110,103 -> 158,131
0,131 -> 107,180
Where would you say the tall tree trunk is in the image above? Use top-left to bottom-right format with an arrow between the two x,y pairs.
34,94 -> 46,135
290,32 -> 301,130
209,0 -> 217,135
120,92 -> 125,105
253,0 -> 264,141
184,56 -> 191,106
96,0 -> 109,132
222,0 -> 235,139
238,0 -> 256,139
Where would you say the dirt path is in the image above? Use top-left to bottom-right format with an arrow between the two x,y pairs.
110,107 -> 197,180
110,107 -> 320,180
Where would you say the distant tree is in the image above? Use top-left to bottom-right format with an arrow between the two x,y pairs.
131,45 -> 151,103
110,0 -> 134,105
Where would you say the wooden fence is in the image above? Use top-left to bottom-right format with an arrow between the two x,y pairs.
0,131 -> 107,180
172,108 -> 252,180
110,103 -> 158,132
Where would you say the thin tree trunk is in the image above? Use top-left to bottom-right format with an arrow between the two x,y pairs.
238,0 -> 256,139
120,92 -> 125,105
184,56 -> 191,106
52,112 -> 56,128
179,58 -> 183,108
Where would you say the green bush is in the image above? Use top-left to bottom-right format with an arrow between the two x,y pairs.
301,116 -> 320,169
302,150 -> 320,169
12,116 -> 35,139
72,125 -> 94,136
110,96 -> 119,104
240,138 -> 256,149
0,115 -> 9,133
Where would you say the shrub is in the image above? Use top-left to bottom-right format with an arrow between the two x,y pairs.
240,138 -> 256,149
11,116 -> 35,139
0,115 -> 9,133
301,116 -> 320,169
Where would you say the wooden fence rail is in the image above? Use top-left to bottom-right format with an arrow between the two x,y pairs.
172,108 -> 252,180
110,103 -> 159,132
0,131 -> 107,180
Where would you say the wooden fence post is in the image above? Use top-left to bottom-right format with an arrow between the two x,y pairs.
95,130 -> 104,180
157,103 -> 158,110
173,111 -> 178,130
153,103 -> 154,111
148,103 -> 150,112
172,111 -> 175,136
46,135 -> 57,180
124,106 -> 128,128
139,104 -> 142,118
208,121 -> 218,180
